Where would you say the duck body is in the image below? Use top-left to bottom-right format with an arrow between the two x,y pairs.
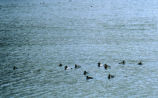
108,74 -> 114,79
83,71 -> 88,75
98,62 -> 103,67
98,62 -> 101,67
59,64 -> 62,67
138,61 -> 143,65
119,60 -> 125,65
13,66 -> 18,70
64,66 -> 72,70
86,76 -> 93,80
75,64 -> 81,69
104,64 -> 111,70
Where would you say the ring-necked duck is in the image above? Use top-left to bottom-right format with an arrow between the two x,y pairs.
138,61 -> 143,65
64,66 -> 72,70
108,74 -> 114,79
75,64 -> 81,69
83,71 -> 88,75
13,66 -> 17,70
98,62 -> 101,67
104,64 -> 111,70
98,62 -> 103,67
59,63 -> 62,67
119,60 -> 125,65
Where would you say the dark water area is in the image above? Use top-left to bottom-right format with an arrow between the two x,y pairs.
1,0 -> 158,97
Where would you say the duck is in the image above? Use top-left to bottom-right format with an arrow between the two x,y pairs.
119,60 -> 125,65
98,62 -> 103,67
138,61 -> 143,65
75,64 -> 81,69
59,63 -> 62,67
108,74 -> 114,79
86,76 -> 93,80
64,66 -> 72,70
98,62 -> 101,67
83,71 -> 88,75
104,64 -> 111,70
13,66 -> 18,70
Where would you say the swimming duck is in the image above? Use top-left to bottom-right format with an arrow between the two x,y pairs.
138,61 -> 143,65
86,76 -> 93,80
119,60 -> 125,65
108,74 -> 114,79
75,64 -> 81,69
104,64 -> 111,70
64,66 -> 72,70
59,63 -> 62,67
13,66 -> 18,70
83,71 -> 88,75
98,62 -> 103,67
64,66 -> 68,70
98,62 -> 101,67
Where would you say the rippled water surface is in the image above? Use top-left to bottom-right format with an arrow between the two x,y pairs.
1,0 -> 158,97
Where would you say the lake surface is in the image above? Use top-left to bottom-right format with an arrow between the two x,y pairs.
1,0 -> 158,97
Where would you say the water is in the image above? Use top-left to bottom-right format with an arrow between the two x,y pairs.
0,0 -> 158,97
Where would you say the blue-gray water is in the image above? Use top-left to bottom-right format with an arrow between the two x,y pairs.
1,0 -> 158,97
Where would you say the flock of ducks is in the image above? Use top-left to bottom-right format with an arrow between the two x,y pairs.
12,60 -> 143,80
57,60 -> 143,80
